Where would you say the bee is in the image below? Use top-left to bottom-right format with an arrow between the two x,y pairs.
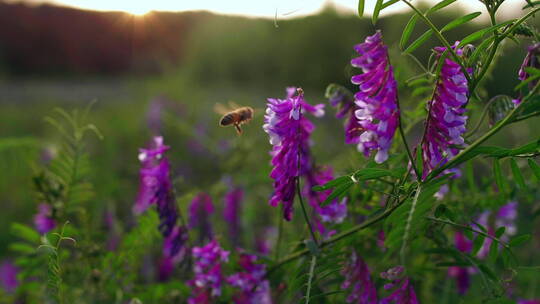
216,102 -> 254,135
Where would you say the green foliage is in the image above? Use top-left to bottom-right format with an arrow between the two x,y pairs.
384,176 -> 449,258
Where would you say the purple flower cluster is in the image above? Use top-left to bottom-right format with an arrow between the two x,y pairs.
189,240 -> 230,304
223,187 -> 244,246
0,260 -> 18,294
189,193 -> 215,242
380,266 -> 419,304
421,45 -> 469,179
263,87 -> 324,221
476,201 -> 518,258
326,85 -> 362,145
304,166 -> 347,238
514,43 -> 540,105
135,137 -> 188,264
351,31 -> 399,164
341,252 -> 378,303
448,231 -> 473,294
34,203 -> 56,235
227,253 -> 272,304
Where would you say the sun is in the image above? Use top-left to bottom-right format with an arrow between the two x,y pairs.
124,6 -> 152,16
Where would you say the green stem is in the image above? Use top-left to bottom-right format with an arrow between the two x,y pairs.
267,195 -> 408,276
274,209 -> 284,261
470,7 -> 540,92
397,96 -> 421,179
426,105 -> 518,180
400,183 -> 422,264
426,216 -> 510,250
297,176 -> 319,246
400,0 -> 472,84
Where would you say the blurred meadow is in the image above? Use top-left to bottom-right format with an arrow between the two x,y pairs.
1,0 -> 539,302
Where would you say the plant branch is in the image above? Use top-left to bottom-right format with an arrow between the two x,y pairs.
267,195 -> 408,276
426,216 -> 510,250
400,0 -> 472,84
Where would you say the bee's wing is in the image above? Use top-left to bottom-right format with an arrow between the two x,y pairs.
213,103 -> 230,115
228,101 -> 241,109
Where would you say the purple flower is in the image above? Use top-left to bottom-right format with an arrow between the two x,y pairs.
518,300 -> 540,304
34,203 -> 56,235
189,240 -> 230,303
135,136 -> 188,265
476,201 -> 518,258
263,87 -> 324,221
227,252 -> 272,304
341,252 -> 378,304
380,266 -> 418,304
304,166 -> 348,238
326,85 -> 362,144
515,43 -> 540,105
0,261 -> 18,294
223,187 -> 244,246
255,227 -> 277,256
448,231 -> 473,294
422,44 -> 469,179
134,136 -> 172,215
351,31 -> 399,164
189,193 -> 215,242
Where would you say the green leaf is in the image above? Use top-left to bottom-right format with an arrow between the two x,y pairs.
313,176 -> 351,191
440,12 -> 481,33
473,235 -> 486,255
412,86 -> 432,97
353,167 -> 401,180
400,15 -> 418,49
495,227 -> 506,239
404,30 -> 433,54
11,223 -> 41,243
493,159 -> 508,194
357,0 -> 365,17
509,234 -> 531,247
372,0 -> 383,24
468,35 -> 497,67
528,159 -> 540,180
381,0 -> 399,10
515,74 -> 540,91
321,181 -> 353,206
9,242 -> 37,254
478,264 -> 498,281
427,0 -> 456,14
510,158 -> 526,189
458,20 -> 514,46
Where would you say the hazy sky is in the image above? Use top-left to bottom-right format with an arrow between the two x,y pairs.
14,0 -> 526,19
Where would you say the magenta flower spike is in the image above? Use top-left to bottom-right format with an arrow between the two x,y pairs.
422,44 -> 469,179
34,203 -> 56,235
351,31 -> 399,164
227,252 -> 272,304
135,136 -> 188,266
476,201 -> 518,259
189,240 -> 230,303
341,252 -> 378,304
448,231 -> 473,294
326,86 -> 362,145
223,186 -> 244,246
263,87 -> 324,221
0,260 -> 18,294
515,43 -> 540,105
189,192 -> 215,242
380,266 -> 419,304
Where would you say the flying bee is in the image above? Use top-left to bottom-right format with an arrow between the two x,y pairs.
216,102 -> 254,135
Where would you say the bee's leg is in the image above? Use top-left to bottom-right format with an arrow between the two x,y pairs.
234,124 -> 243,135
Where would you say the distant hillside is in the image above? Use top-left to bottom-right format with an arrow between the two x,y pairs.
0,2 -> 208,75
